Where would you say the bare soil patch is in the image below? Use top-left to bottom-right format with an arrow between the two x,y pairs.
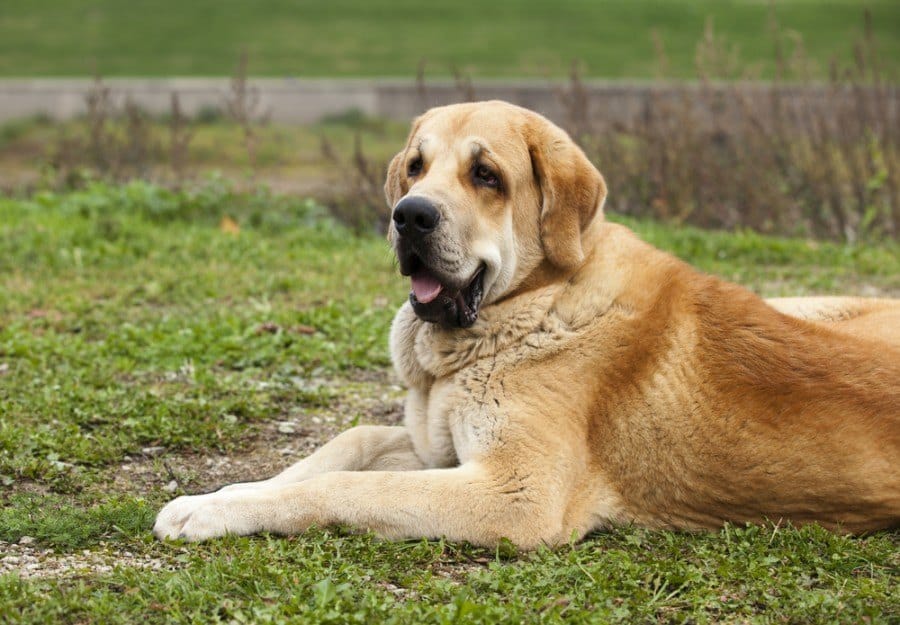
108,369 -> 405,498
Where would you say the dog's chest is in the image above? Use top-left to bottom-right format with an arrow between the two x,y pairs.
403,355 -> 507,467
408,322 -> 577,468
393,299 -> 577,467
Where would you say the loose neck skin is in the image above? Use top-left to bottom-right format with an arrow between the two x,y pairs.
497,215 -> 613,305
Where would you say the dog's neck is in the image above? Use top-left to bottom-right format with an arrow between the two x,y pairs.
391,220 -> 634,384
493,259 -> 568,305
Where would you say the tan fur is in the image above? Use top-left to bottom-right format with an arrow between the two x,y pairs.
155,101 -> 900,546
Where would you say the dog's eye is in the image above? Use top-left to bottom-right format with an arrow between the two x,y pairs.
473,164 -> 500,189
407,157 -> 423,177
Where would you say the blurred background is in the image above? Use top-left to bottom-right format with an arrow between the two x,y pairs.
4,3 -> 900,617
1,0 -> 898,241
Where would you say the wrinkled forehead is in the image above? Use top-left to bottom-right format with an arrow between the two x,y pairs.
412,105 -> 530,167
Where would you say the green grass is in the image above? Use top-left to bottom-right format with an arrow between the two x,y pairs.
0,115 -> 408,191
0,182 -> 898,623
2,526 -> 897,624
1,1 -> 898,78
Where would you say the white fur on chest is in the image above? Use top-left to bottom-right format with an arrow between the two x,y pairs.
389,293 -> 574,470
402,375 -> 498,468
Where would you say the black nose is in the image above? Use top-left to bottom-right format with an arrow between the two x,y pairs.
393,196 -> 440,236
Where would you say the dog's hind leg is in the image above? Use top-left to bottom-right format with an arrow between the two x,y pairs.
766,296 -> 900,347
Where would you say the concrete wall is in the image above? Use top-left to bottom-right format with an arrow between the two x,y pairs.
0,78 -> 622,124
0,78 -> 896,129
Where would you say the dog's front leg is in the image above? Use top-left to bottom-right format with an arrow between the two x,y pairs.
153,462 -> 559,548
216,425 -> 426,493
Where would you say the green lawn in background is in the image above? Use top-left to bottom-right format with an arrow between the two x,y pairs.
1,0 -> 898,78
0,182 -> 898,623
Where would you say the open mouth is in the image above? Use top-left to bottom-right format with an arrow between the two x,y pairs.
406,258 -> 486,328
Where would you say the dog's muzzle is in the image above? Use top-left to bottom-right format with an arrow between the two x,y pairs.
392,197 -> 485,328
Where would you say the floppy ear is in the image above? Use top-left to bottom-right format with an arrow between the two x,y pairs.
527,117 -> 607,270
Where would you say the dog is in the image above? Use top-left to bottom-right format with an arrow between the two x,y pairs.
155,101 -> 900,546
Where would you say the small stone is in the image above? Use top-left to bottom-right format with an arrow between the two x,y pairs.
141,446 -> 165,457
163,480 -> 179,492
18,536 -> 35,545
277,422 -> 296,434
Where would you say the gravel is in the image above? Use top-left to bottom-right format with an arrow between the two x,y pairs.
0,539 -> 176,580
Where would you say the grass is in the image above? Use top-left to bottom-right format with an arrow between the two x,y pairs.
0,182 -> 898,623
2,526 -> 897,623
0,114 -> 409,194
1,1 -> 899,79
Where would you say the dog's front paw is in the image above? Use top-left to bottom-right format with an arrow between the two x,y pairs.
153,493 -> 259,542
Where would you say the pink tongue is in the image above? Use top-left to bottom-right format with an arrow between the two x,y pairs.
411,271 -> 443,304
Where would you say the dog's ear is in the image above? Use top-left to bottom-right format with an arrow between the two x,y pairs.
527,117 -> 607,270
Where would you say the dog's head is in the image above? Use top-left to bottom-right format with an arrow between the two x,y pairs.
385,100 -> 607,328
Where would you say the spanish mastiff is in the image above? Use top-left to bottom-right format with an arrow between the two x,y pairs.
155,101 -> 900,545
